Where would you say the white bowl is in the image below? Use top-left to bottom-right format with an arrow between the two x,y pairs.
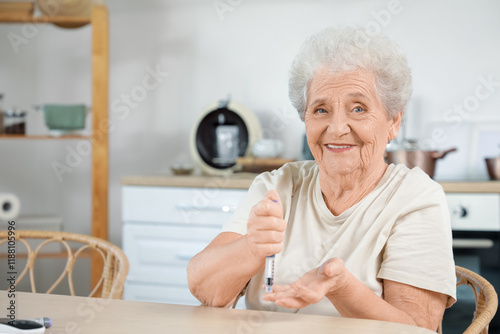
252,139 -> 283,158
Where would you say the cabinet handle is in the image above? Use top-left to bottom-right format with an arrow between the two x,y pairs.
452,238 -> 494,249
175,204 -> 236,213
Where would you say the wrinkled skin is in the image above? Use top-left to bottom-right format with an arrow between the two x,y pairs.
263,258 -> 349,309
304,68 -> 401,215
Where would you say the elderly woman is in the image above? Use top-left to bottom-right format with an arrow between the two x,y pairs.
187,27 -> 456,331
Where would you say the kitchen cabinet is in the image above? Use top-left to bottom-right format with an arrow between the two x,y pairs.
121,180 -> 250,306
0,6 -> 109,287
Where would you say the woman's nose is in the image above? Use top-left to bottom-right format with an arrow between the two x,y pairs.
327,111 -> 350,137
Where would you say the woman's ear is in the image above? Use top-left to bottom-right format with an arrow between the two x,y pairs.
388,111 -> 403,141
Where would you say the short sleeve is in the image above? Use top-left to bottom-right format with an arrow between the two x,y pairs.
221,175 -> 270,235
378,184 -> 457,306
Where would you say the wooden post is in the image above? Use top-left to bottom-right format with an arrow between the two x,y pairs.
91,5 -> 109,290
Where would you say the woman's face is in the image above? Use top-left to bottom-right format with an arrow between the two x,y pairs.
304,69 -> 402,177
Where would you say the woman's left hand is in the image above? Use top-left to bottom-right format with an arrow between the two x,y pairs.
262,258 -> 349,309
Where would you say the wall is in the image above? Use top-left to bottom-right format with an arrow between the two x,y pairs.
0,0 -> 499,249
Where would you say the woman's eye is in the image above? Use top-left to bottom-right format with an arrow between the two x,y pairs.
353,107 -> 364,113
315,108 -> 327,114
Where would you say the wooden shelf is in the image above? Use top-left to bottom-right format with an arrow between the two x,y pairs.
0,134 -> 90,140
0,14 -> 90,28
0,5 -> 109,289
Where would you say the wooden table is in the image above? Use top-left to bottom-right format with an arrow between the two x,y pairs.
5,292 -> 436,334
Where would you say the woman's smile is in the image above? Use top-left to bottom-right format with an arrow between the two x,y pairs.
324,144 -> 355,153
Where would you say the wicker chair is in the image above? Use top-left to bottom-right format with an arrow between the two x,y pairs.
439,265 -> 498,334
0,230 -> 129,299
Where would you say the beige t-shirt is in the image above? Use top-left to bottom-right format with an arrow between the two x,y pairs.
222,161 -> 456,316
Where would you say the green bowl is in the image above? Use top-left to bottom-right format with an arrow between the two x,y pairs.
43,104 -> 87,131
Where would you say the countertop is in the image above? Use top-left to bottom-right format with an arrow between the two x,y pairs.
121,173 -> 258,189
122,174 -> 500,193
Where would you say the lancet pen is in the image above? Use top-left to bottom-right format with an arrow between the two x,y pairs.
264,199 -> 278,293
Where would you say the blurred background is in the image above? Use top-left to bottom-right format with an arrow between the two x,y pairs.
1,1 -> 500,331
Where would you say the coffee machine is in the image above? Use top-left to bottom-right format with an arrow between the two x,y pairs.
190,98 -> 262,175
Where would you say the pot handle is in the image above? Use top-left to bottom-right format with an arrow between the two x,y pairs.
431,148 -> 457,160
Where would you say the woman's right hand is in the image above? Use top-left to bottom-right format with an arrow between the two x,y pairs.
245,190 -> 286,261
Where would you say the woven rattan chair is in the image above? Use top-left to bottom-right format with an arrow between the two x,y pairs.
439,265 -> 498,334
0,230 -> 129,299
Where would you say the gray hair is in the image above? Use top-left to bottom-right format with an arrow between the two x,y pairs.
289,27 -> 413,120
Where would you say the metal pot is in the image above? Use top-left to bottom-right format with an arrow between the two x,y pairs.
485,157 -> 500,180
385,148 -> 457,178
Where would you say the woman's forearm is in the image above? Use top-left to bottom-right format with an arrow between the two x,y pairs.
330,271 -> 446,330
187,233 -> 264,307
327,270 -> 417,326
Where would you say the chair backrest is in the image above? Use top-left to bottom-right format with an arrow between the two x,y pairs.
440,265 -> 498,334
0,230 -> 129,299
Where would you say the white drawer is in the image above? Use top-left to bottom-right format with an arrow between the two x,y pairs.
124,281 -> 200,305
122,186 -> 247,225
127,267 -> 189,286
446,193 -> 500,231
123,224 -> 221,283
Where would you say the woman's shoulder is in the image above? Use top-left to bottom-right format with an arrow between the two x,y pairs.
392,163 -> 442,185
255,160 -> 318,183
250,160 -> 318,194
385,163 -> 445,200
